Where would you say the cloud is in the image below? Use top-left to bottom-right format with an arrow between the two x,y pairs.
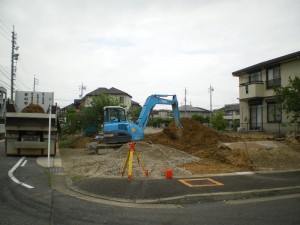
0,0 -> 299,109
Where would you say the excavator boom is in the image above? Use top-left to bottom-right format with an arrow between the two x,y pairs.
137,94 -> 182,129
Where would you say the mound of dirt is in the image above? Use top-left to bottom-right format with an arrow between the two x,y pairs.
145,118 -> 254,172
21,103 -> 45,113
145,118 -> 235,154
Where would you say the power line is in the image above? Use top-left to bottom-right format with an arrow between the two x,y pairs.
0,23 -> 11,36
14,82 -> 22,91
0,19 -> 12,33
0,79 -> 10,89
0,31 -> 11,42
0,18 -> 12,42
0,67 -> 11,84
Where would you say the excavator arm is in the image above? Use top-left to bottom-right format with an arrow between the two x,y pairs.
137,94 -> 182,130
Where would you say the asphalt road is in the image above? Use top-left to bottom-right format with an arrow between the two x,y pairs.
1,140 -> 300,225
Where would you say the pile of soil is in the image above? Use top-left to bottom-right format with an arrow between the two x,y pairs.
21,103 -> 45,113
145,118 -> 254,173
146,118 -> 235,153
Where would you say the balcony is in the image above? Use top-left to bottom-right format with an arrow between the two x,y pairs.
239,81 -> 265,100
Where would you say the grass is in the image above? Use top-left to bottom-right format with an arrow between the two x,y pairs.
58,135 -> 82,148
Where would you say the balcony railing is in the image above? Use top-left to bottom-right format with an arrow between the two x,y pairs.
239,81 -> 265,99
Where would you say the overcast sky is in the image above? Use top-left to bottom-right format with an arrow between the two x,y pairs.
0,0 -> 299,110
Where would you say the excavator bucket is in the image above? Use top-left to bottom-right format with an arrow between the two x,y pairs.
172,96 -> 183,129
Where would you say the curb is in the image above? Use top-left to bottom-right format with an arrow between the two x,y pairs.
65,175 -> 300,204
47,147 -> 300,205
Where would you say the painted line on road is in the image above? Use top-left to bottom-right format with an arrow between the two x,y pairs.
21,159 -> 27,167
8,157 -> 34,189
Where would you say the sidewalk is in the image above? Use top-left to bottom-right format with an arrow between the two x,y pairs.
38,148 -> 300,204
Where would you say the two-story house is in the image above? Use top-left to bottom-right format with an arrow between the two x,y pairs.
220,103 -> 240,128
83,87 -> 132,111
232,51 -> 300,133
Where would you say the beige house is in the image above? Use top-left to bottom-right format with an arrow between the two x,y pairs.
221,103 -> 240,128
179,105 -> 211,118
152,109 -> 173,118
232,51 -> 300,133
83,87 -> 132,111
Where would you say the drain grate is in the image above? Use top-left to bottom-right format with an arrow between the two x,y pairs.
48,167 -> 64,174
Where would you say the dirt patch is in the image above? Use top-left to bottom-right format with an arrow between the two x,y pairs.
59,118 -> 300,179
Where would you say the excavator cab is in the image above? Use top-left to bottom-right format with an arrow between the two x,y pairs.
104,106 -> 127,123
103,106 -> 132,143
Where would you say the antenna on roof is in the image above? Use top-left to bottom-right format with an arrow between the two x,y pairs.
79,83 -> 86,98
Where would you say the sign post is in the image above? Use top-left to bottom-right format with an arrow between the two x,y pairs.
48,105 -> 52,168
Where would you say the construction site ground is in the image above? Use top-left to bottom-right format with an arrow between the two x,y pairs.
59,118 -> 300,180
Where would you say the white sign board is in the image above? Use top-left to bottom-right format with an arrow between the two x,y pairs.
15,91 -> 54,113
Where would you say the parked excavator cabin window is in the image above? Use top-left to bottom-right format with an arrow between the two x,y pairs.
104,107 -> 127,123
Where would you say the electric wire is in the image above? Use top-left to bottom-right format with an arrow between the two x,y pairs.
0,66 -> 11,80
0,18 -> 12,42
0,31 -> 11,42
0,19 -> 12,33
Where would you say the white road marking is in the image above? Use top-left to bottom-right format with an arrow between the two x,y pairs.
8,157 -> 34,189
21,159 -> 27,167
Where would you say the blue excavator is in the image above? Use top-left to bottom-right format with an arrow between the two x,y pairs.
102,94 -> 182,144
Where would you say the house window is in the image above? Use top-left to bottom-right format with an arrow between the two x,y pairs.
267,66 -> 281,88
267,102 -> 281,123
119,96 -> 124,104
249,71 -> 262,84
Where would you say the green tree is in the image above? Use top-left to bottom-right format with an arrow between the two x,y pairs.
127,106 -> 142,122
275,76 -> 300,123
81,93 -> 120,135
148,117 -> 173,128
62,108 -> 82,135
62,94 -> 121,136
210,110 -> 227,131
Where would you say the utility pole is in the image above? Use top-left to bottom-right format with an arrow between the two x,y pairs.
208,84 -> 214,111
33,75 -> 39,92
10,26 -> 19,101
79,83 -> 86,98
184,87 -> 187,117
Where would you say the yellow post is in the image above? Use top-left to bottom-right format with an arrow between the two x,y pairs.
121,151 -> 130,177
128,148 -> 134,180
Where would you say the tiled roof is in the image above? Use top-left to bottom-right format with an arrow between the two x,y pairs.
131,100 -> 140,106
220,103 -> 240,111
85,87 -> 132,98
179,105 -> 211,113
232,51 -> 300,76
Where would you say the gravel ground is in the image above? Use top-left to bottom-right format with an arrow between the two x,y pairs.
60,141 -> 199,179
